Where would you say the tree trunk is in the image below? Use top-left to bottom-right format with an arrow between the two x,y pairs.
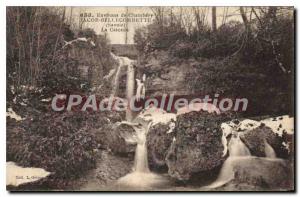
212,7 -> 217,32
51,7 -> 65,67
125,7 -> 128,44
69,7 -> 73,24
240,7 -> 249,29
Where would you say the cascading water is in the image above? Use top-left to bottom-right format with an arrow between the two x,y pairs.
109,52 -> 124,96
116,121 -> 169,190
228,135 -> 251,157
206,130 -> 280,189
110,51 -> 171,190
132,126 -> 149,172
206,133 -> 252,189
110,52 -> 136,121
264,139 -> 277,158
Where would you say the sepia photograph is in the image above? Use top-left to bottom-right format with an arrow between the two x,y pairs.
6,6 -> 295,191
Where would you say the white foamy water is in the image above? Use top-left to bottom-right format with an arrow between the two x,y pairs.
206,134 -> 251,189
228,135 -> 251,157
264,140 -> 277,158
133,127 -> 149,172
221,115 -> 294,155
221,116 -> 294,138
116,119 -> 169,190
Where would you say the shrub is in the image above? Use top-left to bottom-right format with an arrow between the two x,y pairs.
168,40 -> 194,59
7,111 -> 100,189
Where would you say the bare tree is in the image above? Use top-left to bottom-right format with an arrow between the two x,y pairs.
51,7 -> 66,67
69,7 -> 73,24
212,7 -> 217,32
78,8 -> 86,30
150,7 -> 165,34
125,7 -> 129,44
240,7 -> 249,29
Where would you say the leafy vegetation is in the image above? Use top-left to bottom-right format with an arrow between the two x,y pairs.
6,7 -> 118,189
134,7 -> 294,116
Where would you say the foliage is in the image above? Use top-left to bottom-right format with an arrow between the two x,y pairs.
6,7 -> 115,96
6,7 -> 118,189
184,57 -> 292,116
134,7 -> 294,116
134,23 -> 187,53
77,28 -> 97,40
7,111 -> 99,189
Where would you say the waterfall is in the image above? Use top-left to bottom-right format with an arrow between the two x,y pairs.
116,121 -> 169,190
228,135 -> 251,157
264,140 -> 277,158
110,52 -> 124,96
206,134 -> 251,189
133,126 -> 150,172
110,52 -> 136,121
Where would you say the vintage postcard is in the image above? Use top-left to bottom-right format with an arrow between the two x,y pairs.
6,6 -> 294,191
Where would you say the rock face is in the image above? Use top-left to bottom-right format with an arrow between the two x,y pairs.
90,112 -> 136,155
239,125 -> 288,158
147,123 -> 175,170
166,111 -> 228,180
108,124 -> 136,155
140,50 -> 201,96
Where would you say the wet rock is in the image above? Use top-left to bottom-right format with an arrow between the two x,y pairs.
166,111 -> 229,180
239,125 -> 289,158
222,157 -> 293,190
147,123 -> 175,170
90,111 -> 136,155
94,123 -> 136,155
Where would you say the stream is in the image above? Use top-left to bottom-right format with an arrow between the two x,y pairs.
79,53 -> 288,191
116,123 -> 170,190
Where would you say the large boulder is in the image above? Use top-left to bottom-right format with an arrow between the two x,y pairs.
88,111 -> 136,155
93,123 -> 136,155
239,125 -> 288,158
131,106 -> 176,170
166,111 -> 229,180
147,123 -> 175,170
